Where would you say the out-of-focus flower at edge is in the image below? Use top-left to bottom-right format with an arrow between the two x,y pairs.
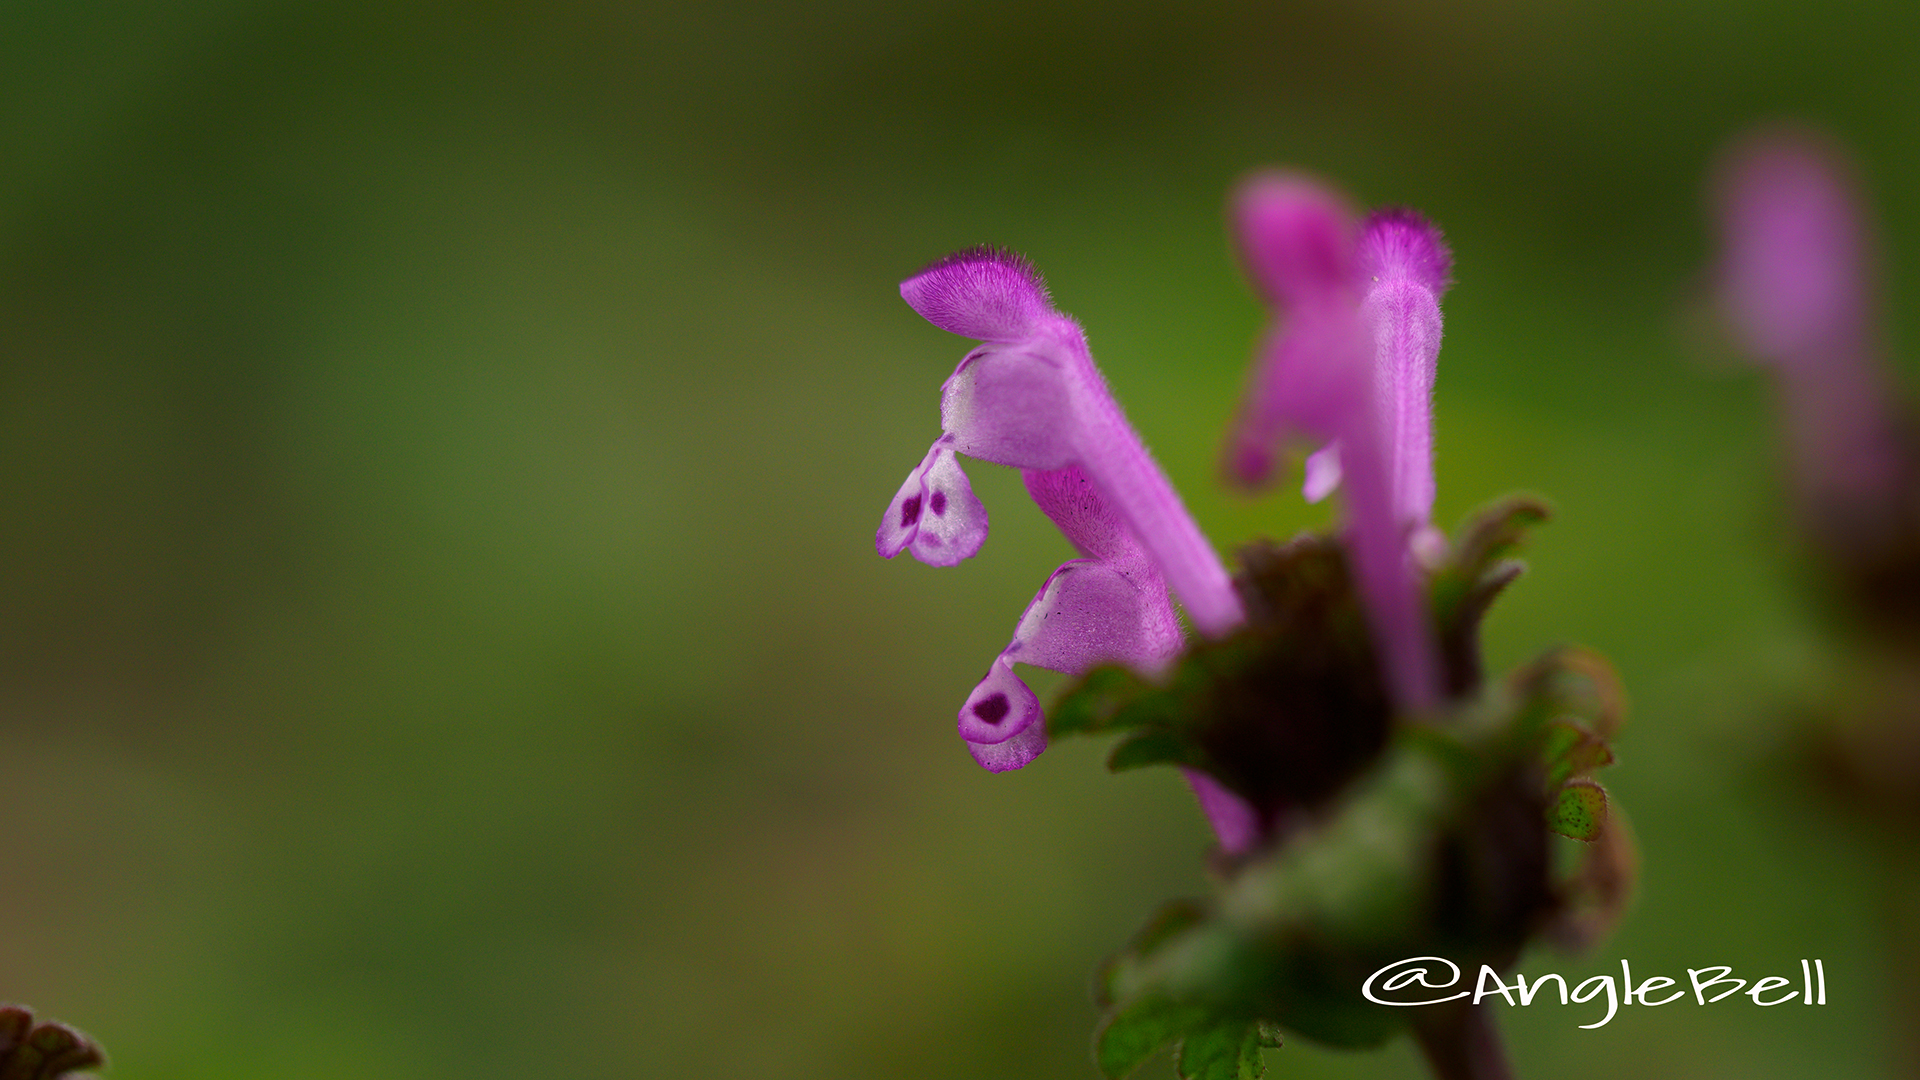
1710,124 -> 1920,1080
1713,128 -> 1911,560
877,175 -> 1630,1080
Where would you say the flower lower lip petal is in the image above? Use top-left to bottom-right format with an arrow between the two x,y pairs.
958,661 -> 1042,746
877,441 -> 989,565
966,720 -> 1048,773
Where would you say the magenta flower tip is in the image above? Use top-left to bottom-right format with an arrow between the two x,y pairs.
1231,173 -> 1358,305
900,246 -> 1053,342
1358,208 -> 1453,298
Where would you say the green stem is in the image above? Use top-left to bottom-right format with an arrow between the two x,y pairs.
1411,1002 -> 1515,1080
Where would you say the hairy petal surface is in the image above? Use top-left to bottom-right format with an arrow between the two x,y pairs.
1358,208 -> 1451,532
896,248 -> 1241,633
898,247 -> 1245,628
901,246 -> 1052,341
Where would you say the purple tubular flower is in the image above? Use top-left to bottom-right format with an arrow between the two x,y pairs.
959,466 -> 1185,771
1225,175 -> 1448,710
1225,179 -> 1368,490
1713,128 -> 1898,512
897,248 -> 1244,637
884,248 -> 1247,789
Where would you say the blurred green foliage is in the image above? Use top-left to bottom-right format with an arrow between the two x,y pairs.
2,1 -> 1915,1076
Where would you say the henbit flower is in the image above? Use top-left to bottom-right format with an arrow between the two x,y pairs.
1224,175 -> 1452,711
952,463 -> 1259,844
881,247 -> 1244,635
957,465 -> 1184,771
1713,128 -> 1900,517
878,248 -> 1249,808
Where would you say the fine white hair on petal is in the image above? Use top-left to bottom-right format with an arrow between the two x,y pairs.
901,246 -> 1052,342
1356,208 -> 1453,297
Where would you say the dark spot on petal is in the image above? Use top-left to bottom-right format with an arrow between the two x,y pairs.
899,496 -> 922,528
930,491 -> 948,515
972,693 -> 1010,725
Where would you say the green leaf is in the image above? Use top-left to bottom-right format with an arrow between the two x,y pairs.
1451,495 -> 1552,577
1429,497 -> 1550,695
1509,648 -> 1626,741
1050,665 -> 1155,737
1096,899 -> 1209,1008
1548,779 -> 1608,841
1108,729 -> 1203,772
1545,807 -> 1638,950
1177,1020 -> 1268,1080
1096,996 -> 1207,1080
1541,719 -> 1613,789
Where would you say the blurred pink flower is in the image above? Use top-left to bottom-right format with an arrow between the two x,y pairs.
1225,175 -> 1453,711
1713,128 -> 1900,520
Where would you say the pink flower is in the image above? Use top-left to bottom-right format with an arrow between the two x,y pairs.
879,248 -> 1244,771
1225,175 -> 1453,711
1712,128 -> 1900,519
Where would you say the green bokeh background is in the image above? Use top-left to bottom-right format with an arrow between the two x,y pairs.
3,2 -> 1913,1076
